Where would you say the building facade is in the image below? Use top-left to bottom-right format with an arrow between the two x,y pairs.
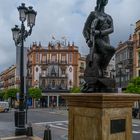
105,55 -> 115,79
0,65 -> 18,90
0,41 -> 86,107
133,20 -> 140,77
115,39 -> 134,89
27,42 -> 86,107
78,55 -> 86,86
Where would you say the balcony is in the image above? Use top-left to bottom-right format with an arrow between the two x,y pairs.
60,60 -> 67,64
40,73 -> 47,77
27,73 -> 32,78
41,61 -> 47,64
39,73 -> 68,79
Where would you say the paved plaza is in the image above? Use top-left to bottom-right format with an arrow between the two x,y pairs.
0,108 -> 140,140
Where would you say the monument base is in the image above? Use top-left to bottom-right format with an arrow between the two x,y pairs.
62,93 -> 140,140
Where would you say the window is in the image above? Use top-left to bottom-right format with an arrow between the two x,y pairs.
52,80 -> 55,88
62,55 -> 66,63
129,51 -> 133,59
69,53 -> 72,63
80,62 -> 84,68
42,79 -> 45,89
42,55 -> 46,62
36,53 -> 39,63
36,67 -> 38,72
62,69 -> 65,74
52,54 -> 56,62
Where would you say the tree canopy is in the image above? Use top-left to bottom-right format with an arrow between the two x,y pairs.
0,90 -> 4,98
70,87 -> 81,93
28,87 -> 42,99
125,77 -> 140,94
6,88 -> 19,98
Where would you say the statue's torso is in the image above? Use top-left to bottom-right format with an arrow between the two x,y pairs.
95,12 -> 112,31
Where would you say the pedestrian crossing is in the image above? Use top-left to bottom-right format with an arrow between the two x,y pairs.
133,123 -> 140,134
34,121 -> 140,134
34,121 -> 68,130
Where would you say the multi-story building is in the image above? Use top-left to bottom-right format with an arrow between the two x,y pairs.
115,39 -> 134,89
0,41 -> 86,107
78,55 -> 86,86
27,42 -> 86,107
0,65 -> 18,90
0,72 -> 4,91
105,55 -> 115,79
133,20 -> 140,77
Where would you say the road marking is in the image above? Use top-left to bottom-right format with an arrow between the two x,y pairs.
133,131 -> 140,134
50,124 -> 68,130
133,124 -> 139,127
34,120 -> 68,125
34,121 -> 68,131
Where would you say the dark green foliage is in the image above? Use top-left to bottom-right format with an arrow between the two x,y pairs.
70,87 -> 81,93
0,90 -> 4,99
28,87 -> 42,99
125,77 -> 140,94
6,88 -> 19,98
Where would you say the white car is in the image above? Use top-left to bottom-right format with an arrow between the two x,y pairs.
0,101 -> 9,112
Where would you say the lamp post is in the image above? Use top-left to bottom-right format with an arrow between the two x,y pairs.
110,69 -> 115,79
125,68 -> 130,81
11,3 -> 37,136
118,62 -> 123,93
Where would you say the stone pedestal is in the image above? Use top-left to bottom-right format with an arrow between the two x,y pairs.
62,93 -> 140,140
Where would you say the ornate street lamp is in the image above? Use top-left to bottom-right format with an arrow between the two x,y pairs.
11,3 -> 37,136
110,69 -> 115,79
125,67 -> 130,81
118,62 -> 123,91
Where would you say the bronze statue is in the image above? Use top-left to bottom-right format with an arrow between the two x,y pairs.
82,0 -> 115,92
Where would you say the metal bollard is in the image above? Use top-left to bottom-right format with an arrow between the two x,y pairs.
43,125 -> 52,140
26,122 -> 33,136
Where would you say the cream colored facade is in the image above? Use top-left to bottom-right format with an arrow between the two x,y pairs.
27,42 -> 86,91
0,65 -> 18,90
133,20 -> 140,77
78,55 -> 86,86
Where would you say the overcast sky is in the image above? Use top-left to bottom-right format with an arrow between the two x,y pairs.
0,0 -> 140,72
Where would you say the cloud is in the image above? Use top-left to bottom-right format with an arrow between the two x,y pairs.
0,0 -> 140,72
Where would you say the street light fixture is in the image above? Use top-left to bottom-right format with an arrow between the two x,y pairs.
125,67 -> 130,81
118,62 -> 123,92
110,69 -> 115,79
11,3 -> 37,136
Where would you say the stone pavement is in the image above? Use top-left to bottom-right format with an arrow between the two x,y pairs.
0,108 -> 68,140
0,108 -> 139,140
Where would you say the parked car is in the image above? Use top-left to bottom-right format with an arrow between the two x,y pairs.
0,101 -> 9,112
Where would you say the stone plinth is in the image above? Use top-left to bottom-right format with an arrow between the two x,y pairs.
62,93 -> 140,140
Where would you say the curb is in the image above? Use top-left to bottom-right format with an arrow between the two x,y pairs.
0,136 -> 42,140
